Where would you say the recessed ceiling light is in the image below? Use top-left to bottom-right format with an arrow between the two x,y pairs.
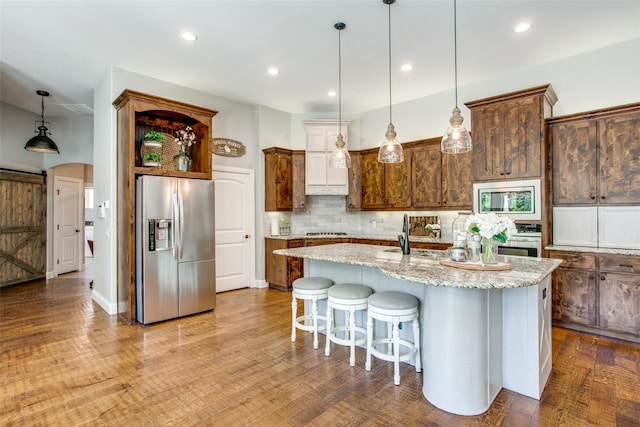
180,31 -> 198,42
401,64 -> 413,72
513,22 -> 531,33
267,67 -> 280,75
328,90 -> 337,97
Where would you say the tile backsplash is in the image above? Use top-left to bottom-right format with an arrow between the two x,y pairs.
265,195 -> 464,240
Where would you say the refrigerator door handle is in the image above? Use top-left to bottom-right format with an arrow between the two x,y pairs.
178,188 -> 185,260
172,191 -> 180,260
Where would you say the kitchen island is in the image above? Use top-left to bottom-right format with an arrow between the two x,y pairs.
274,243 -> 562,416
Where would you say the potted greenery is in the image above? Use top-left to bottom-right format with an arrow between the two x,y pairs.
142,131 -> 165,147
142,152 -> 162,167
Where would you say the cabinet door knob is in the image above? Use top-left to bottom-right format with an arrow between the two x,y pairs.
505,172 -> 511,175
500,172 -> 505,176
600,276 -> 605,281
589,275 -> 594,280
601,195 -> 606,199
590,195 -> 596,200
244,234 -> 250,239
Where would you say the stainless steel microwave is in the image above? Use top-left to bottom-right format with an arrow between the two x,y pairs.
473,179 -> 541,220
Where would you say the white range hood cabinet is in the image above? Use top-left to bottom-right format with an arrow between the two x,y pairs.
304,120 -> 350,196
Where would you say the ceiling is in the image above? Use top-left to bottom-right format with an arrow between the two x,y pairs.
1,1 -> 639,117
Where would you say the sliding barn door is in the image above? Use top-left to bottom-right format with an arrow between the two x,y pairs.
0,171 -> 46,287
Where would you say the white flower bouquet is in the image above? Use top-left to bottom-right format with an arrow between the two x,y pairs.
465,212 -> 516,244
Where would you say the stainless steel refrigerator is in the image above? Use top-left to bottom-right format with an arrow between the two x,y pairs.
136,175 -> 216,325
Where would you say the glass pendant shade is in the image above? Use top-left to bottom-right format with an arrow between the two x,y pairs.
25,125 -> 60,154
378,0 -> 403,164
378,123 -> 404,163
25,90 -> 60,154
329,133 -> 352,168
441,107 -> 472,154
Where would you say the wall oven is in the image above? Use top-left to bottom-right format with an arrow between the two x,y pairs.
498,223 -> 542,258
473,179 -> 541,221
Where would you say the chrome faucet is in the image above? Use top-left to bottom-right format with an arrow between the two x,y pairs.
398,213 -> 410,255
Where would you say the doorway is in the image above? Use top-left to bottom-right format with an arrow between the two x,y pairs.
213,166 -> 255,292
53,175 -> 83,275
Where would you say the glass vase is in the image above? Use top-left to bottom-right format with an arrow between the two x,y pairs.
173,146 -> 192,172
482,237 -> 499,265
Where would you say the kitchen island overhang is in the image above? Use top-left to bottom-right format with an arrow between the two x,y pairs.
274,243 -> 562,416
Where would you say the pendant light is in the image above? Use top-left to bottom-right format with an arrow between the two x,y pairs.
441,0 -> 472,154
378,0 -> 404,163
25,90 -> 60,154
329,22 -> 351,169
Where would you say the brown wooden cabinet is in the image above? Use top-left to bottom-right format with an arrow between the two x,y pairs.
264,147 -> 293,212
346,151 -> 362,211
597,254 -> 640,336
360,148 -> 412,211
292,150 -> 306,211
549,250 -> 640,342
441,149 -> 473,209
411,142 -> 442,208
466,85 -> 557,181
263,147 -> 306,212
113,90 -> 217,325
549,103 -> 640,205
411,138 -> 473,210
265,238 -> 304,291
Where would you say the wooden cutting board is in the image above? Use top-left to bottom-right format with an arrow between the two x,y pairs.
438,258 -> 513,271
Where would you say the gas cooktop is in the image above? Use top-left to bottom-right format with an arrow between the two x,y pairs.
305,232 -> 348,236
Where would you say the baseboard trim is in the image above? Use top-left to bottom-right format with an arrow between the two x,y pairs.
253,279 -> 268,289
92,290 -> 118,315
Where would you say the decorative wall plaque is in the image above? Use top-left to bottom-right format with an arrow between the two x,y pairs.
212,138 -> 246,157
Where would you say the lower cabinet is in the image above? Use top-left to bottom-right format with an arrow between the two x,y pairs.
265,238 -> 303,291
549,251 -> 640,341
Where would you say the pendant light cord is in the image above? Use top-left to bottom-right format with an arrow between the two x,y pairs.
388,1 -> 393,124
40,94 -> 45,123
454,0 -> 459,109
338,25 -> 342,131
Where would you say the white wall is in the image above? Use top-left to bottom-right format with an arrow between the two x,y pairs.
356,38 -> 640,149
0,102 -> 44,172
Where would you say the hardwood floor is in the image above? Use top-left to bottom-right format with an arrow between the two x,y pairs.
1,273 -> 639,426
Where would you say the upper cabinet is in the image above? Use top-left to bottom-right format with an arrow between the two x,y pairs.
304,121 -> 349,195
264,147 -> 293,212
549,103 -> 640,205
360,147 -> 412,211
411,138 -> 473,209
466,85 -> 557,181
112,90 -> 218,325
113,89 -> 217,181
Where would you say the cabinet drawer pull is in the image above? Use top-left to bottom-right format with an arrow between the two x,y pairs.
601,195 -> 606,199
600,276 -> 605,281
590,195 -> 596,200
589,275 -> 594,280
619,264 -> 633,268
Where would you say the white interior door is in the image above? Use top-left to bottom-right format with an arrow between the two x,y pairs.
213,167 -> 254,292
54,176 -> 83,275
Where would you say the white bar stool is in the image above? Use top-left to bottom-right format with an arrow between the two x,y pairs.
324,283 -> 374,366
291,277 -> 334,349
365,291 -> 421,385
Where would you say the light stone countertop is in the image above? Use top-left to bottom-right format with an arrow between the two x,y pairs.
545,245 -> 640,257
274,243 -> 561,290
266,234 -> 452,245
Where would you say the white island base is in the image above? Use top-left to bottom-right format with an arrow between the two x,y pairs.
422,278 -> 552,415
303,257 -> 553,416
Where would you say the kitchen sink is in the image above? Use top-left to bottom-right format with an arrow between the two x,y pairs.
382,248 -> 445,259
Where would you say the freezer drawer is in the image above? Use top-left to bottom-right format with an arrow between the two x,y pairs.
179,259 -> 216,317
